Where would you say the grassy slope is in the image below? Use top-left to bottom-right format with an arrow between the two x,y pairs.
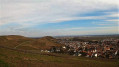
0,47 -> 119,67
0,59 -> 9,67
0,35 -> 63,50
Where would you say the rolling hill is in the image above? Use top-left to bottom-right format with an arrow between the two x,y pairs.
0,35 -> 63,50
0,35 -> 119,67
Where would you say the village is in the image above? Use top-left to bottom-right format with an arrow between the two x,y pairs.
41,38 -> 119,59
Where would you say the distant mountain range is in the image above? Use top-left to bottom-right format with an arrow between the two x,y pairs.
54,34 -> 119,37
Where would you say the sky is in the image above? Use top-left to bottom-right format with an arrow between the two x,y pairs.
0,0 -> 119,37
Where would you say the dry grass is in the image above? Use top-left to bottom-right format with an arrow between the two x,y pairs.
0,47 -> 119,67
0,35 -> 119,67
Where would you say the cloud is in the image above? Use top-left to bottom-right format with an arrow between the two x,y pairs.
0,0 -> 119,36
92,21 -> 119,26
0,26 -> 118,37
106,19 -> 119,22
40,26 -> 119,36
0,0 -> 119,26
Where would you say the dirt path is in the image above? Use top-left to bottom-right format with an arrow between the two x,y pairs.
14,41 -> 31,49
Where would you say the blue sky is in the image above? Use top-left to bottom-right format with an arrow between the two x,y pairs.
0,0 -> 119,37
